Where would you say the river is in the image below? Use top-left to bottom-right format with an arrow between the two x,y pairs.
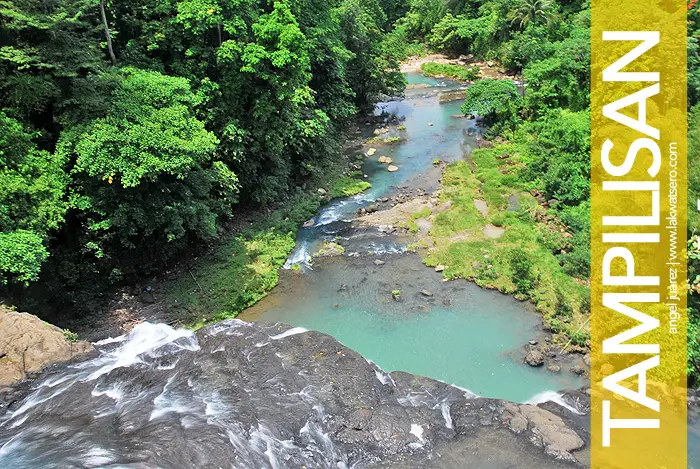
240,72 -> 585,402
0,71 -> 698,467
240,71 -> 700,465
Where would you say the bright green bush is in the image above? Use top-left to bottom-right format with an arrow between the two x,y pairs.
461,80 -> 523,130
421,62 -> 480,81
330,177 -> 372,198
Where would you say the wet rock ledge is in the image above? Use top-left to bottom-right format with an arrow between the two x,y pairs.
0,319 -> 588,468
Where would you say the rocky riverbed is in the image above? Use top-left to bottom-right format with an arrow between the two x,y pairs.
0,320 -> 589,468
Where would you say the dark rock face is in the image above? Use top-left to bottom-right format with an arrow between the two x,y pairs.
0,321 -> 588,468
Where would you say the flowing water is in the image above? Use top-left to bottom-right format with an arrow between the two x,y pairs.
246,73 -> 700,464
284,73 -> 477,267
1,71 -> 698,467
242,72 -> 586,403
0,321 -> 589,469
244,254 -> 585,401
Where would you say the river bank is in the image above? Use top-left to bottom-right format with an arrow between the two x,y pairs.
0,320 -> 591,468
58,123 -> 378,341
58,64 -> 590,392
3,63 -> 700,468
234,70 -> 591,402
369,146 -> 591,368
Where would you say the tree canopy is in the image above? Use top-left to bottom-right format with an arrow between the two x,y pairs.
0,0 -> 405,306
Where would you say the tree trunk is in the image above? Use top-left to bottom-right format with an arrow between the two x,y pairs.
100,0 -> 116,65
217,23 -> 222,47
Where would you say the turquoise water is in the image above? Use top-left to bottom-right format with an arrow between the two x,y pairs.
245,254 -> 585,402
285,73 -> 478,266
691,419 -> 700,468
245,73 -> 699,465
245,73 -> 586,402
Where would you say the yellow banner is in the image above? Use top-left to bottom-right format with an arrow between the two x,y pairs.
591,0 -> 687,467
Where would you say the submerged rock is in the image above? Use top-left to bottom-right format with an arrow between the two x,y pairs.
387,165 -> 399,172
374,259 -> 386,266
439,90 -> 467,103
0,307 -> 93,388
313,241 -> 345,258
0,320 -> 589,468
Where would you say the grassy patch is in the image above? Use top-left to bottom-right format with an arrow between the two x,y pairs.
421,62 -> 480,81
313,241 -> 345,257
163,166 -> 371,329
330,177 -> 372,198
423,148 -> 590,345
166,192 -> 321,329
407,206 -> 432,233
429,161 -> 482,238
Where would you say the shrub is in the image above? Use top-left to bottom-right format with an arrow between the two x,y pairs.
330,177 -> 372,198
421,62 -> 480,81
507,248 -> 539,293
62,329 -> 79,343
461,79 -> 523,130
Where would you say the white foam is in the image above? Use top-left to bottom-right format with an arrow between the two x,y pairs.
410,423 -> 425,442
270,327 -> 308,340
149,374 -> 188,421
93,335 -> 127,346
207,319 -> 250,336
83,447 -> 114,466
87,323 -> 198,381
439,401 -> 453,429
91,384 -> 124,402
398,391 -> 434,407
525,390 -> 582,415
374,370 -> 396,387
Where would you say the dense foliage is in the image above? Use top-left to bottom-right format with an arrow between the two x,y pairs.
407,0 -> 697,383
0,0 -> 405,309
398,0 -> 593,343
461,78 -> 522,130
2,0 -> 699,384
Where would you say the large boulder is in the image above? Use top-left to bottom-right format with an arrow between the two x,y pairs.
525,348 -> 545,367
0,307 -> 93,388
0,320 -> 589,468
312,241 -> 345,258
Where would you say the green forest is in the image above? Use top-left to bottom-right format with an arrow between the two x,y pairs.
1,0 -> 700,384
0,0 -> 406,305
